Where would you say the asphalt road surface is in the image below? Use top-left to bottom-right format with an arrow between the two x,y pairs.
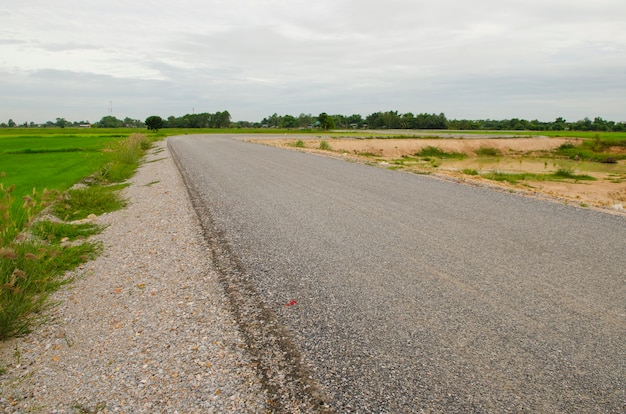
169,135 -> 625,413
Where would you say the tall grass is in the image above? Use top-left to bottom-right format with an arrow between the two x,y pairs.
100,133 -> 152,183
0,133 -> 152,339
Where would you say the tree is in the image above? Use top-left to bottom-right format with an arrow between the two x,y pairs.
123,117 -> 144,128
279,114 -> 297,128
7,119 -> 16,127
55,117 -> 68,128
145,116 -> 164,132
317,113 -> 335,130
214,111 -> 231,128
97,116 -> 123,128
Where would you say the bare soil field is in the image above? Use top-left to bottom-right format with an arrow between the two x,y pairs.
253,136 -> 626,214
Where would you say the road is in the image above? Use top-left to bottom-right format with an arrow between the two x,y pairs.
168,134 -> 625,413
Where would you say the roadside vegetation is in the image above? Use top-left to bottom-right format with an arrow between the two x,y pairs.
270,132 -> 626,208
0,131 -> 154,339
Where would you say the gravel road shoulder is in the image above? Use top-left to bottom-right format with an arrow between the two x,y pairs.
0,141 -> 266,412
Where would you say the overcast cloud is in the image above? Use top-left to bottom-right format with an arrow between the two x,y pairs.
1,0 -> 625,124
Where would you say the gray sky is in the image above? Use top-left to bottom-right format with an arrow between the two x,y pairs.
1,0 -> 625,124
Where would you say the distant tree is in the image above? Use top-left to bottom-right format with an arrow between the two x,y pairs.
55,117 -> 68,128
552,117 -> 567,131
332,114 -> 347,128
318,113 -> 335,130
123,117 -> 144,128
145,116 -> 164,132
400,112 -> 415,129
264,113 -> 280,128
381,111 -> 401,129
7,119 -> 16,127
365,112 -> 384,128
215,111 -> 231,128
97,116 -> 123,128
279,114 -> 297,128
346,114 -> 364,128
297,113 -> 314,128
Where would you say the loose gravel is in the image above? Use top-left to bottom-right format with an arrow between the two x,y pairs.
0,141 -> 267,413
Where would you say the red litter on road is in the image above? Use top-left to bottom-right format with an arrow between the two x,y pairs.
285,300 -> 297,307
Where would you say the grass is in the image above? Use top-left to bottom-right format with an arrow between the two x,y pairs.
478,169 -> 596,185
51,184 -> 128,221
0,240 -> 102,339
319,140 -> 332,150
291,139 -> 305,148
475,147 -> 502,157
0,131 -> 153,340
31,221 -> 104,243
552,168 -> 595,180
415,146 -> 465,159
462,169 -> 479,175
554,136 -> 626,163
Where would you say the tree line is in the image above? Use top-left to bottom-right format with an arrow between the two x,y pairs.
2,110 -> 625,132
246,112 -> 625,132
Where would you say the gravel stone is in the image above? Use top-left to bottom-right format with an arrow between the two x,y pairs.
0,141 -> 267,413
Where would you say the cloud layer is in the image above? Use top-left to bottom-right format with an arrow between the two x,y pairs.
1,0 -> 625,123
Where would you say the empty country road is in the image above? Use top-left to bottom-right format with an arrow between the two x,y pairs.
169,135 -> 625,413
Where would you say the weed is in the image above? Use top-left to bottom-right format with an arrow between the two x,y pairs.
52,185 -> 127,222
462,169 -> 479,175
319,140 -> 332,151
99,133 -> 152,183
0,240 -> 101,339
558,142 -> 576,150
31,221 -> 104,243
291,140 -> 305,148
480,169 -> 595,185
555,137 -> 625,162
415,146 -> 465,159
482,171 -> 526,184
13,345 -> 20,365
553,169 -> 595,181
475,147 -> 502,157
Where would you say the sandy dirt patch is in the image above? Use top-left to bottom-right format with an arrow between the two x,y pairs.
253,137 -> 626,214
